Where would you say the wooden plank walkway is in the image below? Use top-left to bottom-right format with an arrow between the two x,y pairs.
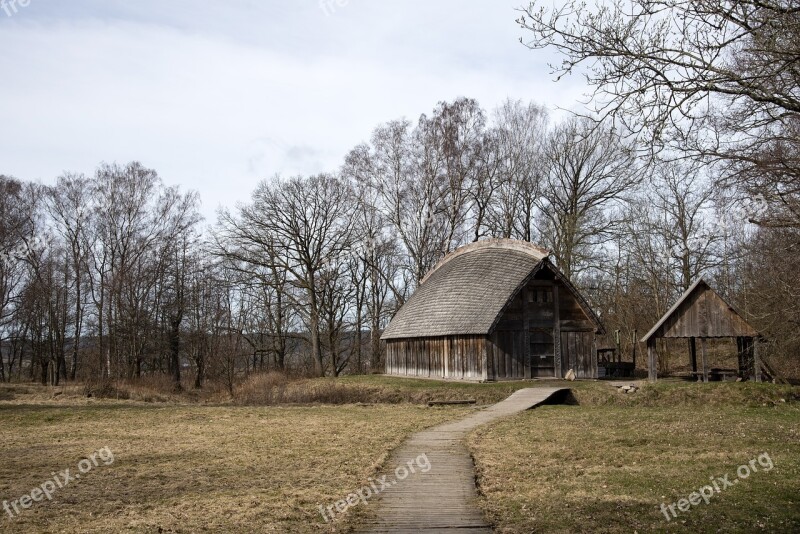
359,387 -> 566,533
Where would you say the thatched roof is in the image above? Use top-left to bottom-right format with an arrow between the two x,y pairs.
382,240 -> 550,340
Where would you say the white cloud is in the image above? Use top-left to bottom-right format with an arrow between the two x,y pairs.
0,0 -> 589,221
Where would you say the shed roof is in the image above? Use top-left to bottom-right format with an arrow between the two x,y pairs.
641,279 -> 758,342
381,239 -> 602,340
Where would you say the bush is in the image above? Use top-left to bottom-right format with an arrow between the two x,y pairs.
83,379 -> 128,400
233,372 -> 394,405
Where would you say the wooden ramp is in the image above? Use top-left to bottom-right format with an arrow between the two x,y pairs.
359,387 -> 566,533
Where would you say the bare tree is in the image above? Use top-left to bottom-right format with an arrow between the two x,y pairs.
536,117 -> 641,279
91,162 -> 199,379
352,99 -> 487,284
484,99 -> 549,241
421,98 -> 486,247
47,174 -> 93,380
518,0 -> 800,226
217,174 -> 356,377
653,162 -> 720,291
362,120 -> 448,283
0,176 -> 37,381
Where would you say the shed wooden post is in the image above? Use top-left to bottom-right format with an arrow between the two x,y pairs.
523,287 -> 531,380
481,341 -> 489,382
736,337 -> 744,379
647,339 -> 657,381
640,280 -> 760,384
553,285 -> 562,378
700,337 -> 709,383
753,338 -> 762,383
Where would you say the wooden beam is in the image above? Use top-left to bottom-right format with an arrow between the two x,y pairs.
427,399 -> 477,406
442,337 -> 450,378
523,287 -> 531,380
553,284 -> 562,378
753,338 -> 762,383
700,337 -> 709,383
647,339 -> 657,381
481,337 -> 489,382
736,337 -> 744,379
689,337 -> 697,374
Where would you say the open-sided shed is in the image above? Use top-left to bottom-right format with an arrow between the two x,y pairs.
382,239 -> 605,381
642,279 -> 761,382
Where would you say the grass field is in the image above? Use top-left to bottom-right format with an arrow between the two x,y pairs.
1,377 -> 798,533
469,389 -> 800,533
0,396 -> 471,533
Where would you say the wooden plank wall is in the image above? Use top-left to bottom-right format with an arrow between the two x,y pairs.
486,330 -> 527,380
385,270 -> 601,381
385,335 -> 486,381
661,287 -> 757,338
560,331 -> 597,379
556,282 -> 597,332
554,277 -> 597,378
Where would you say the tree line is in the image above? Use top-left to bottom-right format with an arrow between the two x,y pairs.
2,95 -> 796,387
2,2 -> 798,387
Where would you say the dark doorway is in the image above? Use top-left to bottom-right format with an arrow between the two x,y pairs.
530,328 -> 555,377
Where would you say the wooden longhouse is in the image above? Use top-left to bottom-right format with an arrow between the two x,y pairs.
642,279 -> 762,382
382,240 -> 605,381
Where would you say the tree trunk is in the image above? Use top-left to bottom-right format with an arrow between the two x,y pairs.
170,315 -> 182,390
307,271 -> 325,377
40,356 -> 49,386
194,350 -> 204,389
370,314 -> 382,372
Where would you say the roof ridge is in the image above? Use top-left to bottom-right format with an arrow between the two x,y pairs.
421,239 -> 549,284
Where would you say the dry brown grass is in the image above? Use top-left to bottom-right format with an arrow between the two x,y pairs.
468,403 -> 800,533
3,377 -> 797,532
232,372 -> 387,405
2,373 -> 550,407
6,373 -> 799,409
0,398 -> 470,533
218,372 -> 554,406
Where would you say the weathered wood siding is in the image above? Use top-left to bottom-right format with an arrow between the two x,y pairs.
488,275 -> 598,380
659,286 -> 758,338
553,276 -> 597,378
385,335 -> 486,381
487,330 -> 527,380
556,281 -> 597,333
560,331 -> 597,379
385,265 -> 601,381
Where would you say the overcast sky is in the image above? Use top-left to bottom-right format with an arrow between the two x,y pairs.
0,0 -> 588,222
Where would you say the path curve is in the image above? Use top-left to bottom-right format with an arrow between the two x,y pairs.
359,387 -> 566,533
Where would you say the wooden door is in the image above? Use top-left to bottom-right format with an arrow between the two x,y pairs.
561,332 -> 596,379
530,328 -> 555,377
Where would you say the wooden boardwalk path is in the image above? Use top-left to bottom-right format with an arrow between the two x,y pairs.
359,387 -> 566,533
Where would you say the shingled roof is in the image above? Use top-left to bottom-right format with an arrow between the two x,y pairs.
382,240 -> 550,340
